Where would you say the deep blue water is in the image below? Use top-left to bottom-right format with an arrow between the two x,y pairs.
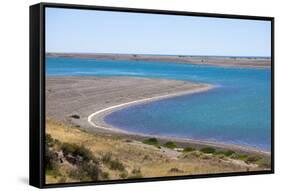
46,57 -> 271,151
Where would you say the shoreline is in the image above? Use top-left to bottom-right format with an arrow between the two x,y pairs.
87,85 -> 270,156
46,53 -> 271,69
88,85 -> 214,131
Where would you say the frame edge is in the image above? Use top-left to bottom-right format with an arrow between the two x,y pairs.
29,3 -> 44,188
30,2 -> 275,188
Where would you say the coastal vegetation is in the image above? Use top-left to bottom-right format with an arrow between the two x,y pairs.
142,138 -> 160,148
69,114 -> 80,119
163,141 -> 178,149
46,120 -> 271,184
200,147 -> 216,154
183,147 -> 196,153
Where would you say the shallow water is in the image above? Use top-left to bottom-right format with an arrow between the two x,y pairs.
46,57 -> 271,151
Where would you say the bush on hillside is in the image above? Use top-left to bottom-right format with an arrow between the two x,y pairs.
109,159 -> 125,171
142,138 -> 159,147
163,141 -> 178,149
200,147 -> 216,154
60,143 -> 95,162
183,147 -> 196,153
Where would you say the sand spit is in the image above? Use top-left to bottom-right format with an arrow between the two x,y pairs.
46,76 -> 210,128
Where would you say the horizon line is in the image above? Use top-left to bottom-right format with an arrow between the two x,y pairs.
46,52 -> 271,58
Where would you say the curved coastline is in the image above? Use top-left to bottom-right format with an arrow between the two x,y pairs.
87,85 -> 270,156
88,85 -> 214,131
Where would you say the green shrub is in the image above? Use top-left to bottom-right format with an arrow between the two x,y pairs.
76,146 -> 94,162
81,162 -> 100,181
45,135 -> 58,172
109,159 -> 125,171
230,153 -> 248,161
169,167 -> 184,173
142,138 -> 159,147
45,146 -> 57,171
200,147 -> 216,154
223,150 -> 235,156
60,143 -> 75,155
245,155 -> 261,164
69,161 -> 101,181
46,134 -> 55,147
131,168 -> 141,174
60,143 -> 94,162
101,152 -> 125,171
183,147 -> 195,153
215,150 -> 235,157
256,158 -> 271,168
119,171 -> 128,179
163,141 -> 178,149
69,114 -> 80,119
69,167 -> 88,181
101,172 -> 109,180
128,168 -> 143,179
102,152 -> 112,164
69,161 -> 102,181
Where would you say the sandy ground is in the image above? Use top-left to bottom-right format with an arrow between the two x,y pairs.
46,76 -> 210,128
47,53 -> 271,68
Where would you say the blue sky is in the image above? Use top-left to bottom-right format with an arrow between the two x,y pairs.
46,8 -> 271,57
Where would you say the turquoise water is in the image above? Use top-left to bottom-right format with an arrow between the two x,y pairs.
46,57 -> 271,151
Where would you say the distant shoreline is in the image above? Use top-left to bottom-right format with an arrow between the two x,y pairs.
46,53 -> 271,68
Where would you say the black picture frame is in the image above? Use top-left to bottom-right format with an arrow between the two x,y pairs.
30,2 -> 275,189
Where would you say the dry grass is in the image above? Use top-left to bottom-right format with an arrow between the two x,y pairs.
46,120 -> 268,184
